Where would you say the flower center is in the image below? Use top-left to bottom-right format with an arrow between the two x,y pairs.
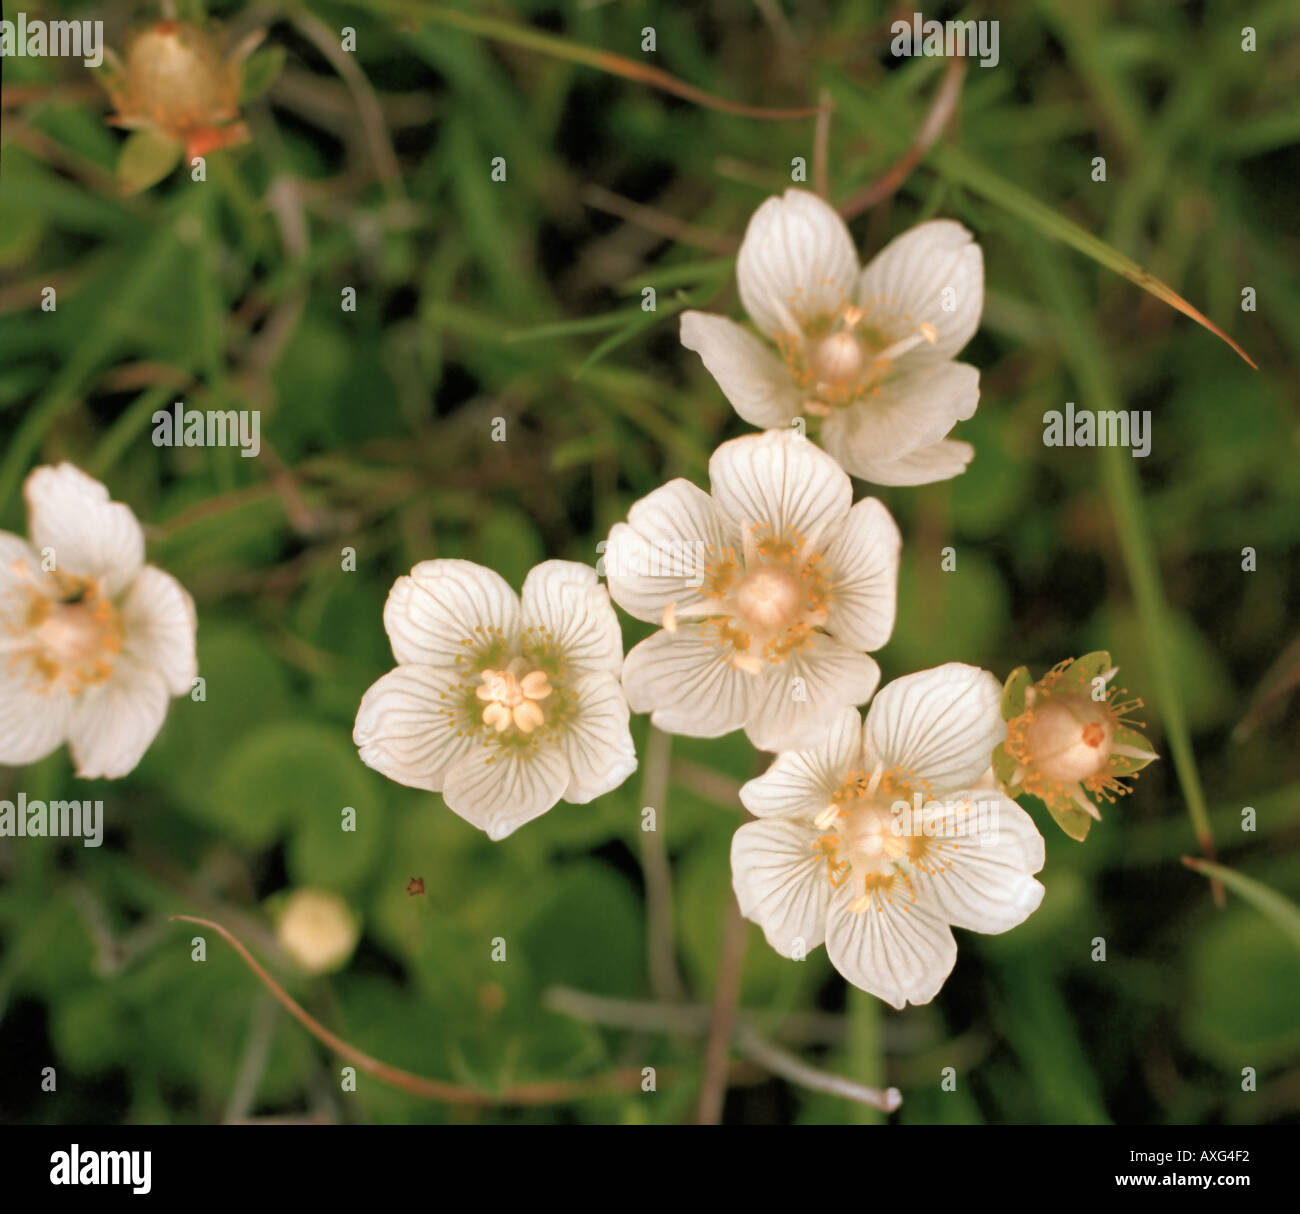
3,572 -> 123,693
780,306 -> 938,414
1024,694 -> 1114,783
673,524 -> 834,673
476,657 -> 552,734
810,332 -> 867,386
733,565 -> 804,635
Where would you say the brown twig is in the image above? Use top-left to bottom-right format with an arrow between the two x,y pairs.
838,59 -> 966,221
580,185 -> 738,256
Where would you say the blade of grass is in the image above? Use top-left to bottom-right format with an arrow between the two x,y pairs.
1025,236 -> 1222,904
350,0 -> 826,119
1181,859 -> 1300,952
932,143 -> 1256,368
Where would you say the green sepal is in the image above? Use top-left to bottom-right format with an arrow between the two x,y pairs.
1108,724 -> 1158,777
117,130 -> 183,195
1001,665 -> 1031,719
1044,794 -> 1095,842
992,741 -> 1020,793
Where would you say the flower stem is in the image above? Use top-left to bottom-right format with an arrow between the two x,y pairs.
846,987 -> 887,1124
695,895 -> 747,1124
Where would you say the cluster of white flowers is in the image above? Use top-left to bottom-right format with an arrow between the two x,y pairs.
5,190 -> 1072,1011
352,189 -> 1044,1006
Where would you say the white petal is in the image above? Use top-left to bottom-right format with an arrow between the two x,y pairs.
66,658 -> 170,779
559,671 -> 637,803
864,663 -> 1005,794
820,360 -> 979,468
0,680 -> 71,767
737,189 -> 859,339
824,881 -> 957,1008
820,498 -> 900,651
604,479 -> 734,625
740,706 -> 862,819
837,438 -> 975,487
856,219 -> 983,363
24,464 -> 144,598
353,665 -> 478,792
908,790 -> 1045,934
521,560 -> 623,678
621,625 -> 752,738
745,635 -> 879,753
0,533 -> 41,631
383,559 -> 520,668
679,311 -> 802,429
441,741 -> 570,840
120,566 -> 197,696
708,430 -> 851,548
731,818 -> 831,956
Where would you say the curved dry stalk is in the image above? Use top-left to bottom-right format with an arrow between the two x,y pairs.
171,914 -> 654,1106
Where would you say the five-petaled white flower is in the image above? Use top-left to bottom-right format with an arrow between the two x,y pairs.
604,429 -> 900,753
354,559 -> 636,840
731,663 -> 1046,1008
0,464 -> 197,779
681,189 -> 984,486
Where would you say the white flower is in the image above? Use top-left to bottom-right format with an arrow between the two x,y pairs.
680,189 -> 984,486
604,430 -> 900,753
275,888 -> 359,974
0,464 -> 197,779
731,663 -> 1045,1008
353,558 -> 636,840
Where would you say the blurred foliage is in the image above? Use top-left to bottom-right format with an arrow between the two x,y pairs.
1,0 -> 1299,1125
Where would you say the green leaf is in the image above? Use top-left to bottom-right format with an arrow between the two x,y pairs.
239,45 -> 286,104
116,130 -> 183,195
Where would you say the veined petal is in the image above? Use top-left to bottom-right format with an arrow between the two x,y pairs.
66,657 -> 171,779
820,498 -> 900,651
908,790 -> 1045,934
0,532 -> 40,628
738,189 -> 859,339
864,663 -> 1005,795
837,437 -> 975,487
745,636 -> 879,753
856,219 -> 983,363
121,566 -> 197,697
521,560 -> 622,678
709,430 -> 851,548
25,464 -> 145,597
0,679 -> 71,767
603,479 -> 734,625
820,360 -> 979,469
558,671 -> 637,804
731,818 -> 831,957
621,625 -> 752,738
825,881 -> 957,1008
383,559 -> 520,668
441,740 -> 570,840
740,706 -> 863,819
353,665 -> 478,792
679,311 -> 802,429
